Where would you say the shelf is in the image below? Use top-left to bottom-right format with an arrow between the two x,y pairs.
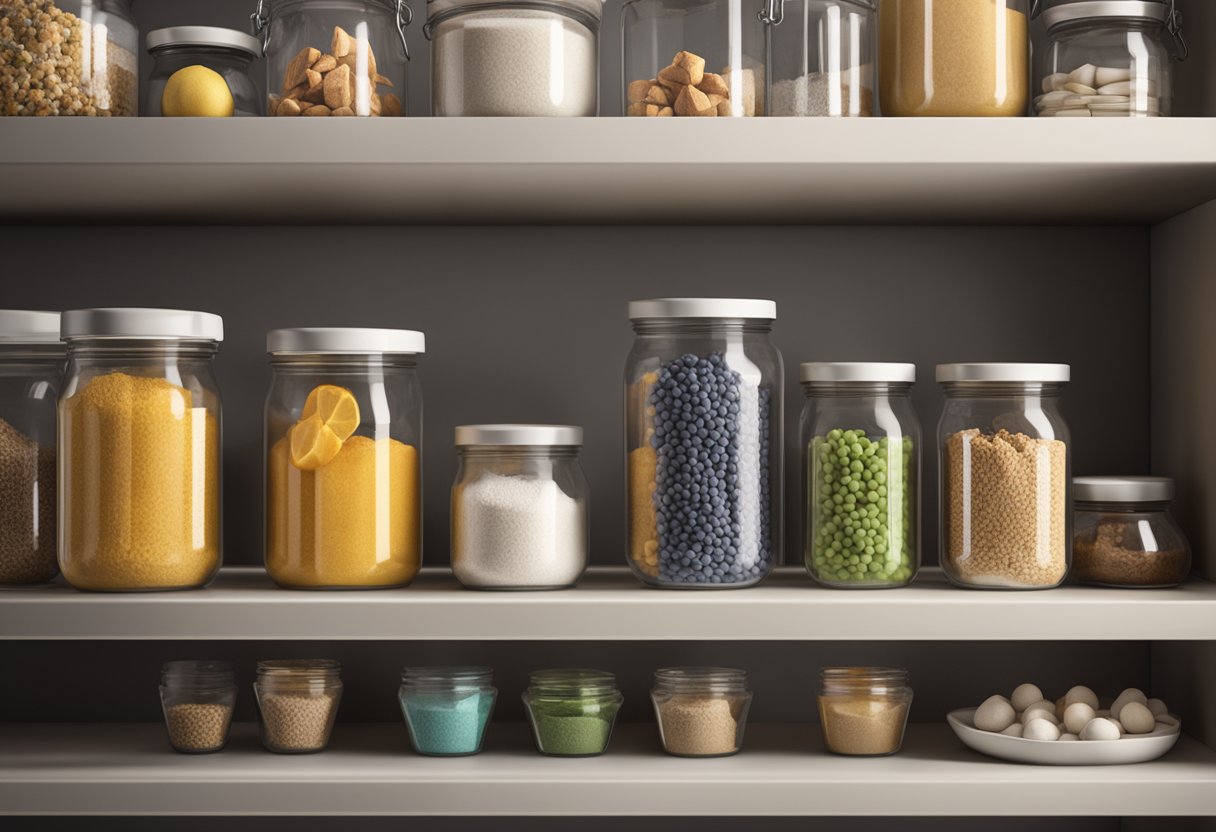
4,566 -> 1216,641
2,118 -> 1215,225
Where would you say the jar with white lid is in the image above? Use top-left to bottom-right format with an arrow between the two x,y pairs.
58,309 -> 223,592
1073,476 -> 1191,587
1034,0 -> 1185,118
937,363 -> 1071,590
767,0 -> 876,117
426,0 -> 604,116
265,327 -> 424,590
143,27 -> 263,116
452,424 -> 588,590
0,311 -> 63,587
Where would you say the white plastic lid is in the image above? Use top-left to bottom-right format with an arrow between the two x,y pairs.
628,298 -> 777,321
0,310 -> 61,343
455,424 -> 583,447
146,26 -> 261,56
62,308 -> 224,342
1074,476 -> 1175,503
267,328 -> 426,355
936,363 -> 1070,384
801,362 -> 916,383
427,0 -> 605,23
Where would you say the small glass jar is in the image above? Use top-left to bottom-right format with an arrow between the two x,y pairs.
254,659 -> 342,753
622,0 -> 767,116
1034,0 -> 1185,118
143,27 -> 263,117
265,328 -> 424,590
652,667 -> 752,757
58,309 -> 223,592
254,0 -> 411,117
626,299 -> 783,589
937,363 -> 1071,590
523,669 -> 623,757
767,0 -> 876,116
1073,476 -> 1191,588
818,667 -> 912,756
399,666 -> 497,756
452,425 -> 588,590
0,0 -> 138,116
159,660 -> 238,754
879,0 -> 1029,116
800,363 -> 919,589
426,0 -> 603,116
0,311 -> 62,587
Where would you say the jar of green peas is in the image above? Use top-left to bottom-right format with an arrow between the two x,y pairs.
800,363 -> 920,588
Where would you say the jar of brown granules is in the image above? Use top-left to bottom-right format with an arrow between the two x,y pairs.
651,667 -> 752,757
159,660 -> 237,754
818,667 -> 912,756
254,659 -> 342,754
1073,476 -> 1191,588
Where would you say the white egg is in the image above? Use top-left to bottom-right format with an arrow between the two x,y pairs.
1027,699 -> 1058,717
1110,688 -> 1148,720
1109,719 -> 1125,735
1062,702 -> 1096,734
1023,706 -> 1057,726
1023,718 -> 1061,741
1147,698 -> 1169,717
1001,723 -> 1024,738
1064,685 -> 1100,709
1059,733 -> 1079,742
1011,684 -> 1044,713
975,695 -> 1017,732
1120,702 -> 1155,734
1080,718 -> 1121,741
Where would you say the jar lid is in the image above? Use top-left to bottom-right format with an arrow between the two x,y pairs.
628,298 -> 777,321
267,327 -> 425,355
0,310 -> 61,343
801,362 -> 915,383
1041,1 -> 1166,30
62,308 -> 224,342
1074,475 -> 1175,503
257,658 -> 341,676
427,0 -> 606,23
455,424 -> 583,447
161,660 -> 235,687
147,26 -> 262,56
936,363 -> 1070,384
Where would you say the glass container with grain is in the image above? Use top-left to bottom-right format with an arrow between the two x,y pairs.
652,666 -> 752,757
523,669 -> 623,757
254,659 -> 343,753
159,660 -> 238,754
399,666 -> 497,756
818,666 -> 912,756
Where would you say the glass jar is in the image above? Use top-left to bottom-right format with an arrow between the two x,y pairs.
652,666 -> 752,757
399,666 -> 497,756
1034,0 -> 1185,118
1073,476 -> 1191,588
622,0 -> 767,116
523,669 -> 623,757
159,660 -> 238,754
143,27 -> 263,117
265,328 -> 424,590
255,659 -> 342,753
452,425 -> 588,590
626,299 -> 783,589
937,363 -> 1071,590
426,0 -> 603,116
879,0 -> 1029,116
0,311 -> 62,587
0,0 -> 137,116
767,0 -> 876,116
58,309 -> 223,592
800,363 -> 919,589
254,0 -> 411,117
818,666 -> 912,756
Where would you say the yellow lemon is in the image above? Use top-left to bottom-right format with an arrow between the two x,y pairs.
289,385 -> 361,470
289,416 -> 344,471
162,65 -> 234,117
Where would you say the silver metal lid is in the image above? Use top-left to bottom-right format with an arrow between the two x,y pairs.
146,26 -> 262,56
936,363 -> 1070,384
455,424 -> 583,447
801,362 -> 915,384
267,328 -> 425,355
1042,1 -> 1165,30
628,298 -> 777,321
0,310 -> 61,343
62,308 -> 224,342
1074,476 -> 1175,503
426,0 -> 605,23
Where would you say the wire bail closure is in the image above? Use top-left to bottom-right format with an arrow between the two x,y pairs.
252,0 -> 412,60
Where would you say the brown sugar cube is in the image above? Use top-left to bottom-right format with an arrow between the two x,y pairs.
698,72 -> 729,98
303,104 -> 332,116
302,83 -> 327,105
627,101 -> 648,117
332,106 -> 355,116
284,47 -> 321,91
312,54 -> 338,74
305,68 -> 323,90
627,79 -> 652,103
285,83 -> 308,100
674,84 -> 715,116
332,26 -> 355,58
660,51 -> 706,87
324,63 -> 354,109
645,103 -> 664,116
643,85 -> 671,106
706,93 -> 724,108
657,106 -> 674,117
375,74 -> 395,88
370,91 -> 383,116
267,95 -> 282,116
382,93 -> 404,117
337,43 -> 378,78
716,99 -> 733,116
277,98 -> 302,116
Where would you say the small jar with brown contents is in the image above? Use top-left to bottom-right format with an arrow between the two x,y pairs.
254,659 -> 343,754
818,667 -> 912,756
651,667 -> 752,757
1073,476 -> 1191,588
159,660 -> 238,754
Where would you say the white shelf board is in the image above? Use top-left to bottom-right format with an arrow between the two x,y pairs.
1,722 -> 1213,817
2,118 -> 1215,224
4,566 -> 1216,641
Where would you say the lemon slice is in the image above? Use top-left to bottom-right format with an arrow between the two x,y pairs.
289,385 -> 361,470
289,416 -> 344,471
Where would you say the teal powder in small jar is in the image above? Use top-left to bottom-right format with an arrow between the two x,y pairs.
523,669 -> 623,757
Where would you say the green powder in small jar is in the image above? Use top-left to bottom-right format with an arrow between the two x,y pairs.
523,669 -> 623,757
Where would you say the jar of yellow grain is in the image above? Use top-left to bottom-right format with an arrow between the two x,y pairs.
58,309 -> 223,592
265,328 -> 423,589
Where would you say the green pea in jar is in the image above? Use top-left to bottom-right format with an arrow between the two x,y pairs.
523,669 -> 623,757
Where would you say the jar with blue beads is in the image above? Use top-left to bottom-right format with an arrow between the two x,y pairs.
625,298 -> 783,589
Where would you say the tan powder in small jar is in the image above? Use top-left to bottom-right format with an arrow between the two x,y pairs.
818,667 -> 912,756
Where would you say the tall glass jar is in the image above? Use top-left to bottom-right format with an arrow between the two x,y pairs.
254,0 -> 411,117
254,659 -> 343,753
159,660 -> 238,754
399,666 -> 497,756
58,309 -> 223,592
0,311 -> 62,587
1073,476 -> 1191,588
265,328 -> 423,590
143,27 -> 263,117
937,363 -> 1071,590
879,0 -> 1030,116
622,0 -> 767,116
452,424 -> 588,590
626,299 -> 783,589
0,0 -> 138,116
800,363 -> 919,589
818,667 -> 912,756
652,666 -> 752,757
523,669 -> 623,757
768,0 -> 876,116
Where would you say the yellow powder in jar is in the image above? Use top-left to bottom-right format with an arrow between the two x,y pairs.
267,435 -> 420,588
628,370 -> 661,577
60,372 -> 220,591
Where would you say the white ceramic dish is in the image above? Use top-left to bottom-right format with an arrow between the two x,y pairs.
948,708 -> 1181,766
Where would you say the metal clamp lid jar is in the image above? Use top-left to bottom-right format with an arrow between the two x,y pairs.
144,27 -> 263,116
1072,476 -> 1191,588
764,0 -> 876,117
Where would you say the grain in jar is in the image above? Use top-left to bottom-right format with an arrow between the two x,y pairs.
159,660 -> 237,754
1072,476 -> 1191,588
818,667 -> 912,756
652,667 -> 752,757
255,659 -> 342,753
